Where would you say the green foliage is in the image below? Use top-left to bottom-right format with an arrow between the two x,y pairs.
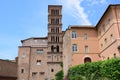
55,70 -> 64,80
68,58 -> 120,80
60,62 -> 63,68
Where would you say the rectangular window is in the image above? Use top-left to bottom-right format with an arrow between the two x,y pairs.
72,44 -> 77,52
32,72 -> 37,77
40,72 -> 45,75
85,45 -> 89,53
84,33 -> 88,40
37,49 -> 43,54
72,31 -> 77,38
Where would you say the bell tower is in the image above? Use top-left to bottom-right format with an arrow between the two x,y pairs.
47,5 -> 63,79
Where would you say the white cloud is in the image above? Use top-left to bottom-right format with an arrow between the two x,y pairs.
57,0 -> 91,25
87,0 -> 107,5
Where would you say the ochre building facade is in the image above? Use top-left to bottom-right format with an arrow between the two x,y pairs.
18,4 -> 120,80
63,4 -> 120,77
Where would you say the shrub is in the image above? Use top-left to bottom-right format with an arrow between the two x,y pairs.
68,58 -> 120,80
55,70 -> 64,80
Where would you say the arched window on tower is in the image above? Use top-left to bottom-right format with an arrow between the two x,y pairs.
56,36 -> 58,42
58,28 -> 59,33
57,45 -> 59,52
58,37 -> 59,42
51,46 -> 54,52
56,27 -> 59,33
56,36 -> 59,42
51,36 -> 53,42
56,18 -> 59,24
51,28 -> 55,33
53,36 -> 55,42
56,28 -> 57,33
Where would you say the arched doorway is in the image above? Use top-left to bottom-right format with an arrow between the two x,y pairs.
84,57 -> 91,63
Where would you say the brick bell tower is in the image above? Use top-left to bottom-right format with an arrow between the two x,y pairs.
47,5 -> 63,79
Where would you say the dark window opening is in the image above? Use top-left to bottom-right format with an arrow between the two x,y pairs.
51,36 -> 55,42
56,19 -> 59,24
56,27 -> 59,33
57,37 -> 59,42
57,45 -> 59,52
51,69 -> 54,72
51,46 -> 54,52
51,19 -> 55,24
84,57 -> 91,63
21,69 -> 24,74
56,36 -> 59,42
40,72 -> 45,75
51,9 -> 59,15
32,72 -> 37,77
51,28 -> 54,32
56,37 -> 57,42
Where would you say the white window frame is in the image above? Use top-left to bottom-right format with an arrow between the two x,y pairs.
72,44 -> 77,52
72,31 -> 77,38
85,45 -> 89,53
84,33 -> 88,40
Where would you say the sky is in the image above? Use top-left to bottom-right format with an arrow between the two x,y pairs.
0,0 -> 119,60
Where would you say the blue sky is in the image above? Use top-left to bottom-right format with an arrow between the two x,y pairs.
0,0 -> 119,60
